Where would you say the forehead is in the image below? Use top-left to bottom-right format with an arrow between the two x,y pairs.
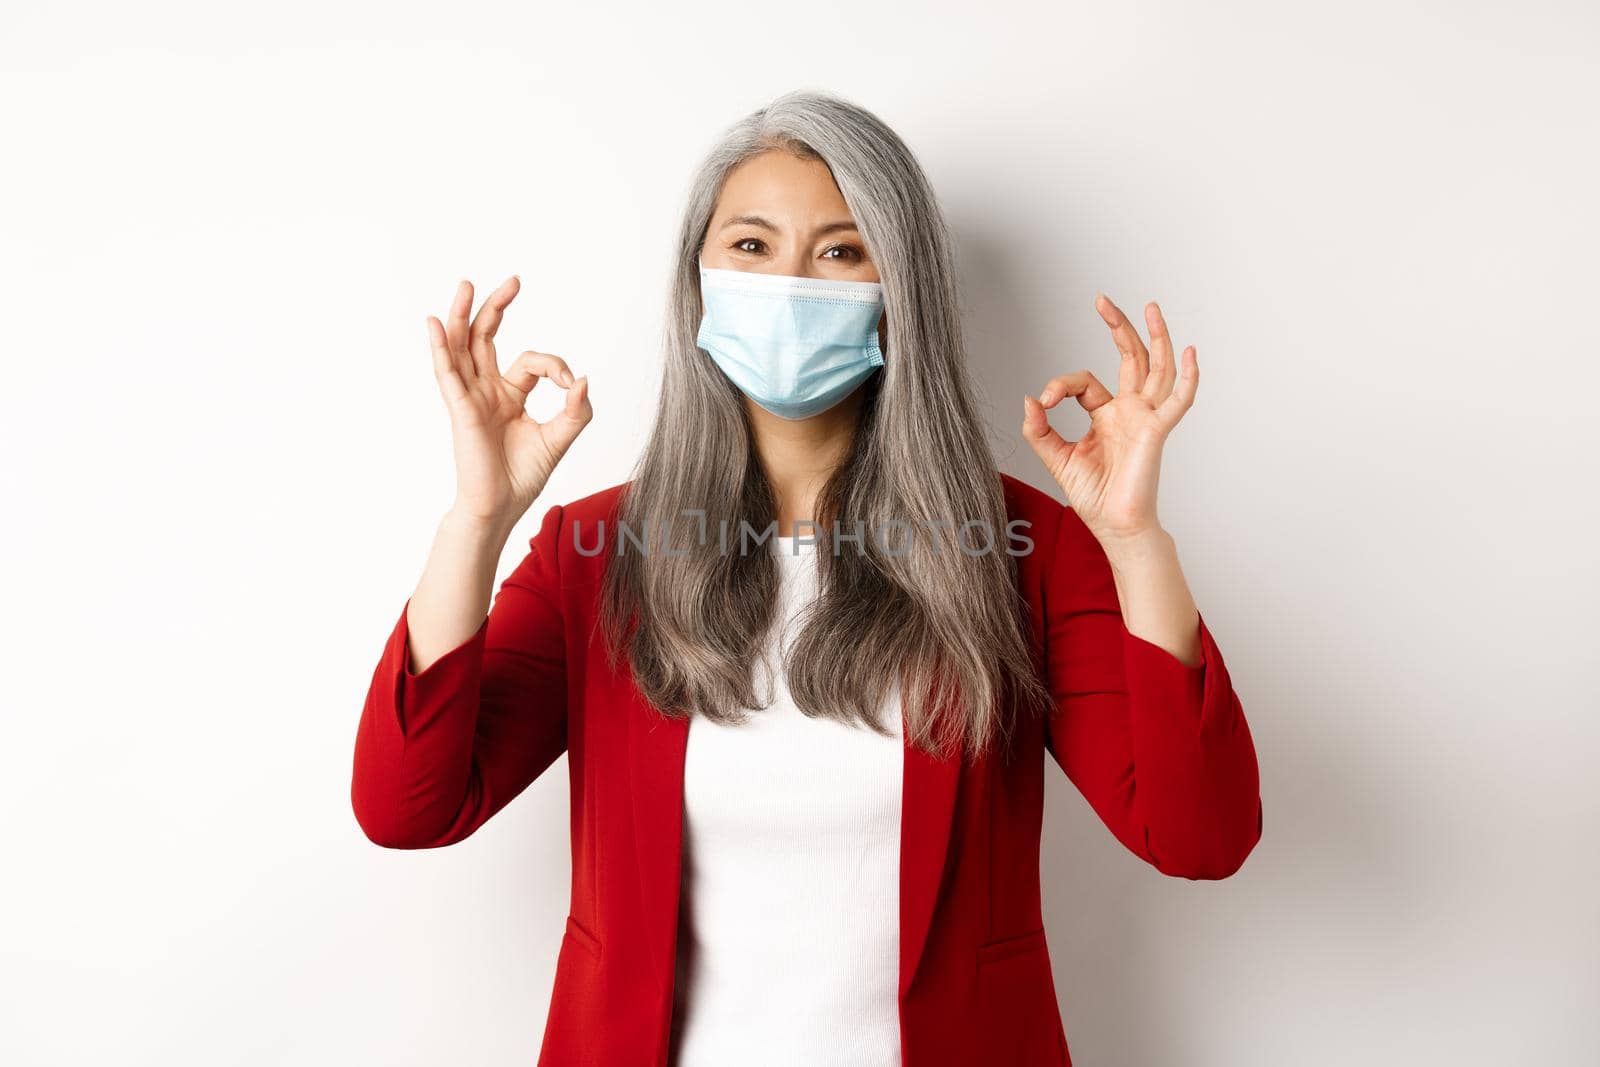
712,150 -> 854,228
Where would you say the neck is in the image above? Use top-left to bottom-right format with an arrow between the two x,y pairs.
745,393 -> 861,537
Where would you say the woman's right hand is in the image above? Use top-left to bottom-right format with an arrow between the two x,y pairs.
426,276 -> 592,528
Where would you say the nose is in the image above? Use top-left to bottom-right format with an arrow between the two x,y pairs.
776,251 -> 814,278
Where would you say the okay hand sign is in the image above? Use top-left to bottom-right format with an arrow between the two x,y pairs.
427,276 -> 593,526
1021,295 -> 1197,546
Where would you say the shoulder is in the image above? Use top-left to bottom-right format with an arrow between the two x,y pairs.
998,471 -> 1060,525
527,481 -> 632,588
997,471 -> 1069,549
524,481 -> 631,537
555,479 -> 632,526
995,471 -> 1102,576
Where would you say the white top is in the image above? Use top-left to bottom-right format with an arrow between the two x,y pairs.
668,534 -> 905,1066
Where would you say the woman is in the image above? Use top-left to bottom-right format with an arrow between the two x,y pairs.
351,89 -> 1262,1067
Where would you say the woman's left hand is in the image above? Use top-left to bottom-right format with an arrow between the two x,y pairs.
1021,294 -> 1197,549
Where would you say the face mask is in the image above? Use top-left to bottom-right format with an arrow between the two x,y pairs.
695,265 -> 886,420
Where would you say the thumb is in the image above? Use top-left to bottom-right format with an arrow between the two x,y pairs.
1021,394 -> 1073,475
542,375 -> 593,457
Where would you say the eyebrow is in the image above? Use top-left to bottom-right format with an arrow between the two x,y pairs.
718,214 -> 860,236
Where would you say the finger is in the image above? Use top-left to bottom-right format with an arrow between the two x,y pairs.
1154,344 -> 1199,430
1095,293 -> 1149,391
1038,370 -> 1114,415
468,274 -> 520,379
1140,302 -> 1177,403
1020,394 -> 1075,475
560,375 -> 594,426
445,280 -> 475,377
426,315 -> 469,405
502,350 -> 577,398
542,375 -> 594,459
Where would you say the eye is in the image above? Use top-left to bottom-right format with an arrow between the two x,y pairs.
732,238 -> 765,254
823,243 -> 864,262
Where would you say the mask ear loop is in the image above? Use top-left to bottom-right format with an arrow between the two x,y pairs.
869,299 -> 888,365
866,328 -> 886,366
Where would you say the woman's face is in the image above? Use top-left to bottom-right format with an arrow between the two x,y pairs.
699,149 -> 887,350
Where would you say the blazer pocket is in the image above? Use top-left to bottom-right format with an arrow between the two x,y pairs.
564,914 -> 603,961
976,925 -> 1048,968
975,925 -> 1067,1065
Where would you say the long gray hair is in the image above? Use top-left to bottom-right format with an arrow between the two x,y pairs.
599,89 -> 1052,761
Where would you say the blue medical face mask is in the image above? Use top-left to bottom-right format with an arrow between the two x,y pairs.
695,265 -> 886,420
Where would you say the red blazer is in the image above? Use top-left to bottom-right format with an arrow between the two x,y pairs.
351,472 -> 1263,1066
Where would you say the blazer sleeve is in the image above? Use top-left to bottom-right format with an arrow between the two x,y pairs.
350,503 -> 569,850
1042,504 -> 1263,879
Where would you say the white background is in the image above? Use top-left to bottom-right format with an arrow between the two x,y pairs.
2,2 -> 1596,1064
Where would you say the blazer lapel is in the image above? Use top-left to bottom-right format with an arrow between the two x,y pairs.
898,715 -> 963,999
625,684 -> 691,994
